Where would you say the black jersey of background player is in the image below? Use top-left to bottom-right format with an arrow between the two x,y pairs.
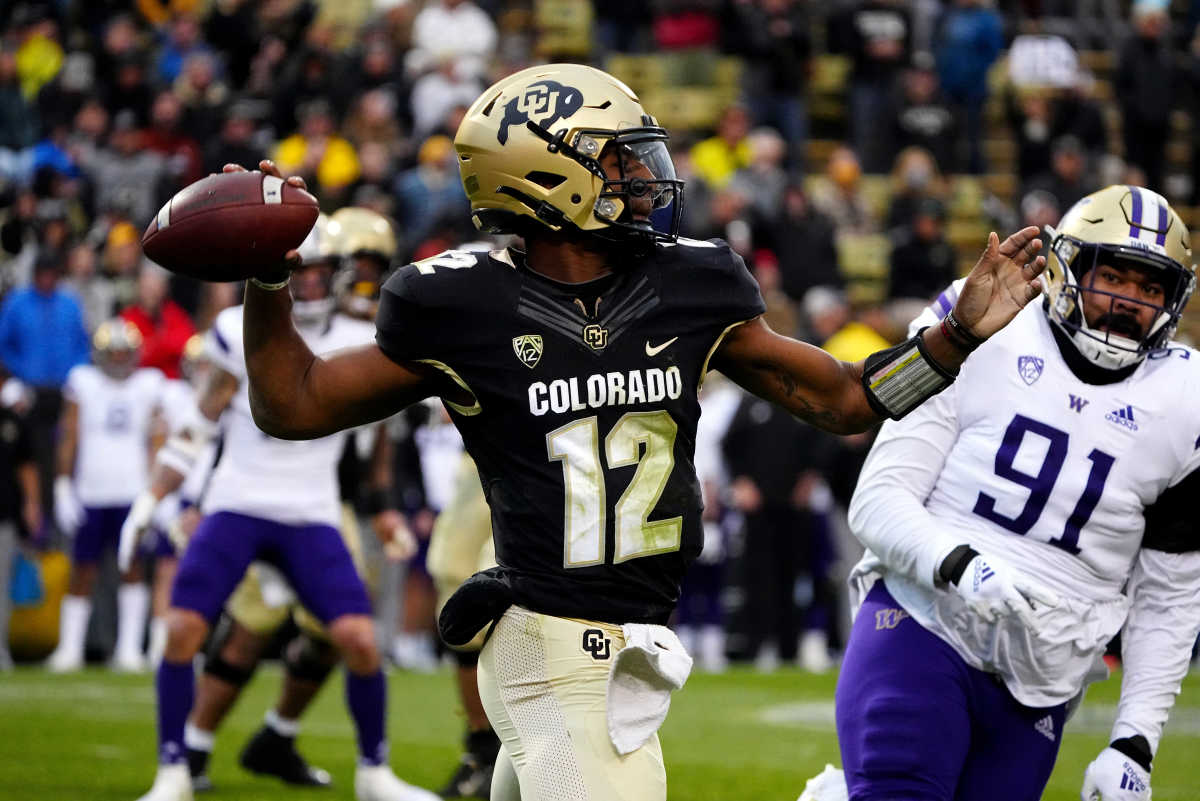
376,238 -> 765,624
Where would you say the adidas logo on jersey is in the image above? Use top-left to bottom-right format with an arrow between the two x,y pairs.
1034,715 -> 1055,742
1105,405 -> 1138,431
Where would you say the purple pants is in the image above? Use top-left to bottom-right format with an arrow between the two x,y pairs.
171,511 -> 371,625
836,581 -> 1066,801
73,505 -> 131,564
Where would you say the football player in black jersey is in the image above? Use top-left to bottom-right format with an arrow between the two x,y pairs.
229,64 -> 1048,801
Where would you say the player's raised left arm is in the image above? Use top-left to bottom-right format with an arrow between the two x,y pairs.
712,227 -> 1046,434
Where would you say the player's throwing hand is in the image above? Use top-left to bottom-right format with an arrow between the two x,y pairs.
952,226 -> 1047,340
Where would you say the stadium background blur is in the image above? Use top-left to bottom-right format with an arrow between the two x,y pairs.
2,1 -> 1200,799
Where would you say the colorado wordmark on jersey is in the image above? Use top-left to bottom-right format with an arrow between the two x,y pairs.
850,299 -> 1200,709
65,365 -> 164,506
202,305 -> 377,527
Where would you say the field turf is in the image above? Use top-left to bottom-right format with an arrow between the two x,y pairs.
1,664 -> 1198,800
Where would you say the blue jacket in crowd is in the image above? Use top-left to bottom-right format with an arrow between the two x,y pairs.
0,286 -> 90,388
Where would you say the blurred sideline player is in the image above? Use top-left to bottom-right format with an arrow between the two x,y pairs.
47,319 -> 164,672
231,60 -> 1048,801
839,186 -> 1200,801
119,222 -> 435,801
426,451 -> 499,799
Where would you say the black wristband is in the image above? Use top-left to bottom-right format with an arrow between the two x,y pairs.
1110,735 -> 1153,773
938,544 -> 980,586
943,309 -> 986,351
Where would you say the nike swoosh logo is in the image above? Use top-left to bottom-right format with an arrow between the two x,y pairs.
645,337 -> 679,357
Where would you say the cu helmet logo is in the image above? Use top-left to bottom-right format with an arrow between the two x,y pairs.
497,80 -> 585,144
582,629 -> 611,660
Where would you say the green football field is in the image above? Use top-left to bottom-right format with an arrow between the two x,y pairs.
1,665 -> 1198,801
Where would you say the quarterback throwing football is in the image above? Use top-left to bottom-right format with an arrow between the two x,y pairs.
234,63 -> 1046,801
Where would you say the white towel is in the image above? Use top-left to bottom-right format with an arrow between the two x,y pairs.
606,623 -> 693,755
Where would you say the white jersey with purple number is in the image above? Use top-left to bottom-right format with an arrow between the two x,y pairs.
65,364 -> 164,506
201,306 -> 376,527
849,297 -> 1200,708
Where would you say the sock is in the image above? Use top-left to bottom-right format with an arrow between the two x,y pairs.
265,708 -> 300,738
344,669 -> 387,766
184,723 -> 214,752
148,617 -> 168,666
184,723 -> 214,777
157,660 -> 195,765
115,583 -> 150,659
56,595 -> 91,660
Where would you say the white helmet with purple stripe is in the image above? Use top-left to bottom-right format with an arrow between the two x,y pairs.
1043,185 -> 1196,370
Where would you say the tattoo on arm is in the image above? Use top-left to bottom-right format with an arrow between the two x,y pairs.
764,363 -> 848,431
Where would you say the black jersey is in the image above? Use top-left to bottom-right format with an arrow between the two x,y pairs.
376,239 -> 765,624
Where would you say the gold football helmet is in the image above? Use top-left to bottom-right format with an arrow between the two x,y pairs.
326,207 -> 398,262
326,207 -> 398,320
93,318 -> 143,379
454,63 -> 683,244
1043,185 -> 1195,370
293,213 -> 337,330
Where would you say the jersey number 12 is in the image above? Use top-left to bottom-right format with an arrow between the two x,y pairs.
547,411 -> 683,567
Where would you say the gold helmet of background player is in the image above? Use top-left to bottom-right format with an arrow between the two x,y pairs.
180,333 -> 209,385
327,207 -> 398,319
1043,185 -> 1196,370
293,213 -> 338,330
327,207 -> 398,262
92,318 -> 143,379
454,63 -> 683,244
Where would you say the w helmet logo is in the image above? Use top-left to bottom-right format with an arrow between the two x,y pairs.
498,80 -> 585,144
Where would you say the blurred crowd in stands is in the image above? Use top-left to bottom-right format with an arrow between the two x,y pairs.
3,0 -> 1200,671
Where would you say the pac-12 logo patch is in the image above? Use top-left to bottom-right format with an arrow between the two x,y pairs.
513,334 -> 543,368
582,629 -> 611,660
498,80 -> 585,144
1018,355 -> 1044,385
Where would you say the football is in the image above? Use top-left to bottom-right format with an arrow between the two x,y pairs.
142,171 -> 319,281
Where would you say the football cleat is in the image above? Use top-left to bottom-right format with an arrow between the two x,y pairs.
185,748 -> 213,793
797,764 -> 848,801
238,725 -> 332,787
438,753 -> 494,800
354,764 -> 442,801
135,763 -> 193,801
111,650 -> 148,673
45,645 -> 84,673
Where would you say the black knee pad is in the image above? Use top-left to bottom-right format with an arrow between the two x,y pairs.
284,632 -> 338,684
202,617 -> 257,687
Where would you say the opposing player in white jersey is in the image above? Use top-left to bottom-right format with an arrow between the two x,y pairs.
118,250 -> 438,801
47,319 -> 164,672
144,334 -> 212,666
838,185 -> 1200,801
